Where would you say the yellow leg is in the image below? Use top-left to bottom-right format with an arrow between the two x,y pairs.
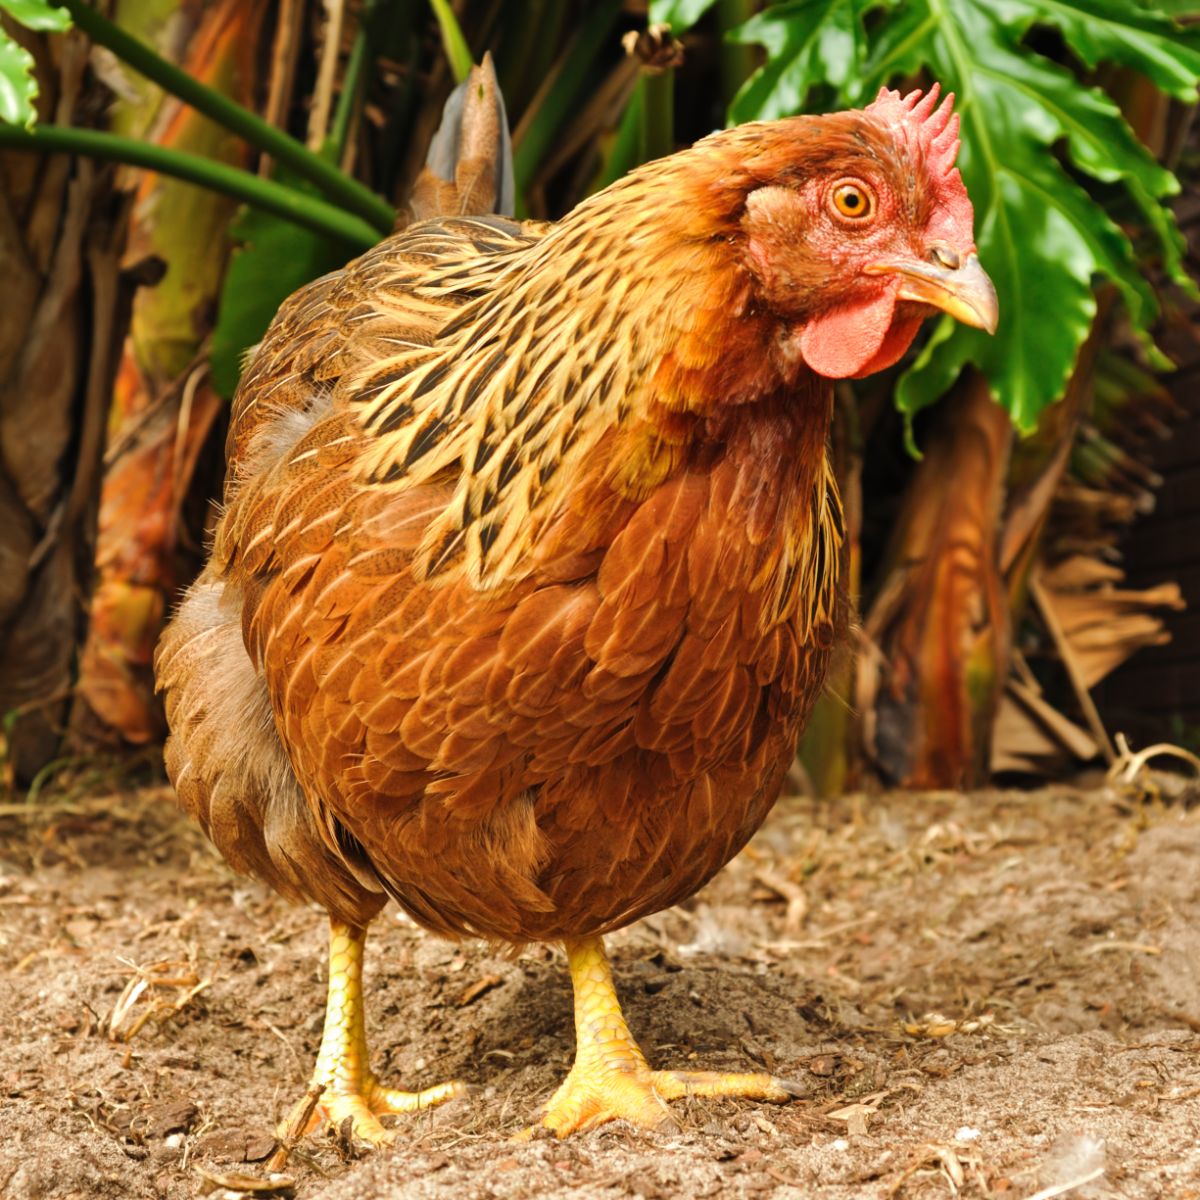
282,919 -> 465,1146
531,935 -> 799,1137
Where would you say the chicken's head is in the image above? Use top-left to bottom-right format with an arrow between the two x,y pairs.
738,85 -> 997,380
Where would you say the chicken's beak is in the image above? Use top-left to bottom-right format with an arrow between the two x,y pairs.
865,251 -> 999,335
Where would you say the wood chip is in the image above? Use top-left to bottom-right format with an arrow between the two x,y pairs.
457,973 -> 504,1006
139,1098 -> 198,1138
807,1054 -> 836,1077
903,1011 -> 994,1038
1082,941 -> 1161,956
195,1168 -> 296,1196
827,1101 -> 876,1136
266,1082 -> 325,1173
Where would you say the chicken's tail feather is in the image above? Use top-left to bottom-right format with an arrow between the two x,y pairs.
406,52 -> 515,224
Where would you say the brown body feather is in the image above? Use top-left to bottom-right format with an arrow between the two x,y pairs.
158,120 -> 852,942
155,83 -> 997,1143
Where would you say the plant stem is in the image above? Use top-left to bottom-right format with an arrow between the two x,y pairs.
60,0 -> 395,232
716,0 -> 756,110
641,68 -> 674,163
428,0 -> 472,83
512,0 -> 623,196
0,123 -> 379,247
590,80 -> 643,194
497,0 -> 564,119
376,3 -> 422,200
328,0 -> 381,163
589,58 -> 672,197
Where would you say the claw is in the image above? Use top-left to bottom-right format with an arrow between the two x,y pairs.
284,919 -> 466,1147
532,935 -> 801,1137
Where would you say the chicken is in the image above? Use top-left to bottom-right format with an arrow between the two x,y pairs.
156,82 -> 996,1143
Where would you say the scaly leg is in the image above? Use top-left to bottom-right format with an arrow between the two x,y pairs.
281,919 -> 465,1146
533,935 -> 799,1137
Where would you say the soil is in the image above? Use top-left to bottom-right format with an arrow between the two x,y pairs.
2,780 -> 1199,1200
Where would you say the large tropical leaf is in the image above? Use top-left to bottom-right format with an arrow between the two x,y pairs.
0,0 -> 70,126
728,0 -> 898,122
210,173 -> 354,397
730,0 -> 1200,433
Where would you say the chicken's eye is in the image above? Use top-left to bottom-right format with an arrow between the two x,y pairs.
830,180 -> 875,222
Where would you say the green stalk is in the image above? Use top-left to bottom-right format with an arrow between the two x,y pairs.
590,80 -> 643,193
494,0 -> 538,112
378,23 -> 422,197
590,58 -> 674,196
641,68 -> 674,163
372,0 -> 421,191
497,0 -> 565,119
512,0 -> 624,195
328,0 -> 381,161
716,0 -> 757,110
428,0 -> 472,83
0,124 -> 379,247
61,0 -> 395,232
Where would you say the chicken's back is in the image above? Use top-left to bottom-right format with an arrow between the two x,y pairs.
223,215 -> 541,506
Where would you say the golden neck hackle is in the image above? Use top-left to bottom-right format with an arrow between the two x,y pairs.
346,158 -> 829,589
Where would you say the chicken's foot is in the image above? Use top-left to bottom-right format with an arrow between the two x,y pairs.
281,919 -> 465,1147
530,935 -> 799,1137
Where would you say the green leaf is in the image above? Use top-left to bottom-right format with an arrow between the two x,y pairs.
428,0 -> 472,83
0,26 -> 37,126
210,172 -> 355,398
649,0 -> 721,30
0,0 -> 70,32
1004,0 -> 1200,101
0,1 -> 68,127
511,0 -> 624,197
867,0 -> 1188,429
728,0 -> 898,123
729,0 -> 1199,432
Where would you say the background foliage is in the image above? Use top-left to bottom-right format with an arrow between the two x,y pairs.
5,0 -> 1194,421
0,0 -> 1197,790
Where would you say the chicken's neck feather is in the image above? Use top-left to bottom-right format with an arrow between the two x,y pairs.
348,151 -> 829,591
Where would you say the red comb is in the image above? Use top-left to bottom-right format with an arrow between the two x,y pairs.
864,84 -> 961,183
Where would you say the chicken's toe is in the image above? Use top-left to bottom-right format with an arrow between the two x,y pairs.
650,1069 -> 800,1104
523,936 -> 800,1139
287,1076 -> 467,1147
283,919 -> 467,1147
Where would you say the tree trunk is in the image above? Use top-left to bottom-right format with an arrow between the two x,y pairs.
0,21 -> 132,785
857,373 -> 1013,789
68,0 -> 268,750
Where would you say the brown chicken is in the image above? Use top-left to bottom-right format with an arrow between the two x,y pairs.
156,82 -> 996,1142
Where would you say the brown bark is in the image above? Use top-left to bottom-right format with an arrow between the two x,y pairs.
0,28 -> 133,783
68,0 -> 268,750
858,373 -> 1013,789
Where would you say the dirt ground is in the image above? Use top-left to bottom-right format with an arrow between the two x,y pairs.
2,780 -> 1199,1200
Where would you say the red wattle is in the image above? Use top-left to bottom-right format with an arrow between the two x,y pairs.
851,313 -> 924,378
797,285 -> 899,379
